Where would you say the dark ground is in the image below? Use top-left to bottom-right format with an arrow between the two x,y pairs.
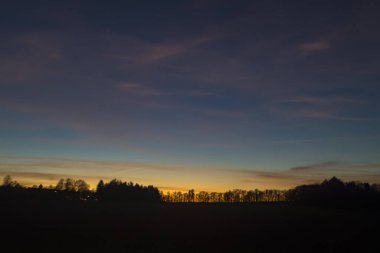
1,201 -> 379,253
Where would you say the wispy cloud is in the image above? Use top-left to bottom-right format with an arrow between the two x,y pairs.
288,109 -> 379,121
117,83 -> 166,96
187,91 -> 219,97
0,155 -> 190,189
272,135 -> 380,145
290,109 -> 336,119
285,161 -> 380,183
224,161 -> 380,189
290,162 -> 341,172
1,156 -> 380,191
138,35 -> 216,63
284,96 -> 362,105
290,161 -> 380,173
0,155 -> 246,191
299,40 -> 330,52
0,31 -> 63,83
203,109 -> 251,119
106,32 -> 226,65
274,94 -> 378,121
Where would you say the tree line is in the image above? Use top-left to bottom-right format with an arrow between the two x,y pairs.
286,176 -> 380,207
0,175 -> 161,203
162,189 -> 286,203
1,175 -> 379,206
96,179 -> 161,202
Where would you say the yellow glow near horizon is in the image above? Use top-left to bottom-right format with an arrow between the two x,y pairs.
1,156 -> 380,192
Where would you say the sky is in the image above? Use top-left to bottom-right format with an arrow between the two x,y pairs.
1,0 -> 380,191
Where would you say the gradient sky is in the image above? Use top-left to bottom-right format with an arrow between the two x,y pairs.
1,0 -> 380,191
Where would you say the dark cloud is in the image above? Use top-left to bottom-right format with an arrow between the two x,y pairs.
290,162 -> 341,172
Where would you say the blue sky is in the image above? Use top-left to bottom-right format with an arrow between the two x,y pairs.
1,0 -> 380,190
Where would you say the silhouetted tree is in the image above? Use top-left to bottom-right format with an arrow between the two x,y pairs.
95,178 -> 161,203
65,178 -> 76,191
97,180 -> 105,192
161,187 -> 287,203
187,189 -> 195,202
56,179 -> 65,191
3,175 -> 12,186
2,175 -> 21,188
223,191 -> 233,203
75,179 -> 89,192
286,177 -> 380,207
55,178 -> 90,193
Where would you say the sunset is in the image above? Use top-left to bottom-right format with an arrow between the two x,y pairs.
1,1 -> 380,252
1,1 -> 380,192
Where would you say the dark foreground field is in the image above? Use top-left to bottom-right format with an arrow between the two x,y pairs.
1,201 -> 379,253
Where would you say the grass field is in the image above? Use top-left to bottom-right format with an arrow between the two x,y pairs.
1,201 -> 379,252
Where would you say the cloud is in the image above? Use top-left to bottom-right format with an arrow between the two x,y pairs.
227,161 -> 380,189
0,155 -> 180,173
203,109 -> 251,119
290,162 -> 341,172
280,108 -> 379,121
102,32 -> 269,94
106,32 -> 225,66
0,31 -> 63,83
1,156 -> 380,191
0,155 -> 251,191
272,135 -> 380,145
291,110 -> 336,119
187,91 -> 219,97
288,161 -> 380,182
284,96 -> 362,105
0,155 -> 193,189
299,40 -> 330,52
117,83 -> 166,96
137,39 -> 199,63
275,94 -> 378,121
